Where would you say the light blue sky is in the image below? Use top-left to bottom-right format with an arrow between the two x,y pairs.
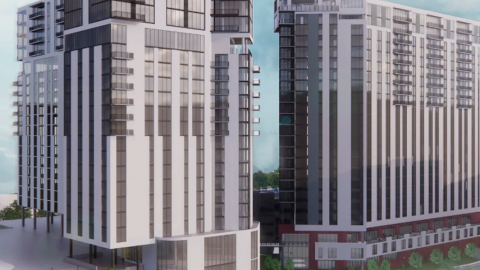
0,0 -> 478,193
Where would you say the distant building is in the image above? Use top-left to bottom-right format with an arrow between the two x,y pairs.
275,0 -> 480,269
253,190 -> 280,252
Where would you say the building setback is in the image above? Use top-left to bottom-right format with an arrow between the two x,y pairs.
14,0 -> 261,269
275,0 -> 480,269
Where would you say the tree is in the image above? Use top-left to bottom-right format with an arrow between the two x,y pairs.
438,259 -> 454,270
37,210 -> 47,217
465,243 -> 477,259
409,252 -> 422,269
0,200 -> 31,221
267,169 -> 279,190
253,171 -> 268,190
367,259 -> 379,270
380,260 -> 390,270
264,256 -> 280,270
448,246 -> 461,262
285,258 -> 294,270
430,249 -> 444,265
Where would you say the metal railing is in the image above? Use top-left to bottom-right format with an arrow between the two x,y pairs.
211,61 -> 229,67
29,37 -> 45,45
55,31 -> 64,37
427,22 -> 444,29
112,52 -> 134,60
210,9 -> 240,16
393,38 -> 412,45
55,17 -> 64,24
427,34 -> 444,40
457,76 -> 472,81
427,63 -> 444,69
426,44 -> 444,50
427,83 -> 444,88
458,66 -> 472,72
457,85 -> 473,90
393,100 -> 414,106
457,104 -> 473,109
112,67 -> 134,75
457,94 -> 473,99
112,11 -> 145,21
29,11 -> 44,20
111,114 -> 134,121
29,50 -> 44,57
112,83 -> 134,90
457,58 -> 472,63
427,92 -> 444,98
393,70 -> 412,75
426,73 -> 444,79
111,98 -> 134,105
393,80 -> 413,85
278,4 -> 339,12
393,49 -> 412,55
426,54 -> 444,59
393,59 -> 413,65
457,48 -> 472,54
211,25 -> 240,32
211,116 -> 230,122
29,24 -> 45,32
457,39 -> 472,45
211,89 -> 229,95
393,28 -> 412,35
211,75 -> 229,81
211,130 -> 230,136
210,102 -> 230,108
457,28 -> 472,34
426,101 -> 445,107
393,16 -> 412,23
393,90 -> 413,95
55,45 -> 64,51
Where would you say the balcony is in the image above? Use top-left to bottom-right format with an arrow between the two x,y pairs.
427,83 -> 444,88
211,75 -> 229,81
457,104 -> 473,109
210,102 -> 229,109
253,130 -> 260,136
427,34 -> 444,40
112,83 -> 134,90
12,90 -> 23,96
211,116 -> 230,122
55,17 -> 65,24
457,76 -> 472,81
253,78 -> 260,86
111,98 -> 134,105
393,28 -> 412,35
426,44 -> 444,50
111,11 -> 146,22
111,114 -> 134,121
458,66 -> 472,72
458,85 -> 473,91
211,61 -> 229,68
427,63 -> 444,69
393,16 -> 412,23
253,66 -> 260,73
426,54 -> 444,59
112,52 -> 134,60
393,49 -> 412,55
457,94 -> 472,99
253,92 -> 261,98
112,67 -> 134,75
211,25 -> 240,32
111,129 -> 134,136
393,80 -> 413,86
253,105 -> 260,111
29,11 -> 44,20
426,22 -> 444,29
427,92 -> 444,98
29,50 -> 44,57
393,59 -> 413,65
211,89 -> 229,96
12,112 -> 18,116
13,131 -> 19,136
12,121 -> 19,127
253,118 -> 260,124
12,80 -> 23,87
457,58 -> 472,63
55,45 -> 64,51
55,30 -> 64,37
29,37 -> 45,45
457,39 -> 472,45
393,100 -> 414,106
426,73 -> 444,79
393,90 -> 413,96
12,101 -> 23,106
210,9 -> 240,16
426,101 -> 445,107
55,3 -> 64,11
211,130 -> 230,136
393,38 -> 412,45
393,69 -> 412,75
29,24 -> 45,32
457,28 -> 472,35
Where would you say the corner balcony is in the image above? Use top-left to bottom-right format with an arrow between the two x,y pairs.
12,80 -> 23,87
253,66 -> 260,73
253,92 -> 261,98
211,25 -> 240,32
111,114 -> 134,121
253,78 -> 260,86
112,83 -> 134,91
253,105 -> 260,111
112,51 -> 134,60
112,11 -> 145,22
112,67 -> 134,75
253,130 -> 260,136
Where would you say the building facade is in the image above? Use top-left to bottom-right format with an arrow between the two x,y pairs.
14,0 -> 261,269
275,0 -> 480,268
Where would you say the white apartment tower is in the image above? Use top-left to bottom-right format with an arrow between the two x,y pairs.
14,0 -> 261,269
275,0 -> 480,269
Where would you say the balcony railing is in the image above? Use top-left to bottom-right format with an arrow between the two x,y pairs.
211,25 -> 240,32
426,54 -> 444,59
393,16 -> 412,23
393,90 -> 413,96
211,61 -> 229,67
393,49 -> 412,55
210,9 -> 240,16
426,22 -> 444,29
278,5 -> 339,12
55,45 -> 64,51
29,24 -> 45,32
29,50 -> 44,57
393,100 -> 414,106
426,101 -> 445,107
29,11 -> 45,20
457,104 -> 473,109
211,89 -> 229,95
458,85 -> 473,90
458,66 -> 472,72
426,73 -> 444,79
426,92 -> 444,98
393,38 -> 412,45
55,3 -> 64,11
393,80 -> 413,85
55,17 -> 64,24
29,37 -> 45,45
393,28 -> 412,35
427,34 -> 444,40
211,75 -> 229,81
427,63 -> 444,69
112,52 -> 134,60
427,83 -> 444,88
457,28 -> 472,35
457,94 -> 473,99
112,67 -> 134,75
457,39 -> 472,45
111,98 -> 134,105
211,116 -> 230,122
253,92 -> 261,98
393,59 -> 413,65
12,81 -> 23,87
112,83 -> 134,90
211,130 -> 230,136
426,44 -> 444,50
457,76 -> 472,81
457,58 -> 472,63
211,102 -> 230,109
111,11 -> 146,21
253,66 -> 260,73
12,90 -> 23,96
253,105 -> 261,111
111,114 -> 134,121
457,48 -> 472,54
55,31 -> 64,37
393,70 -> 412,75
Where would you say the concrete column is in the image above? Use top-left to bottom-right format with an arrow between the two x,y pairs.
115,249 -> 118,264
61,214 -> 64,236
47,212 -> 50,233
89,244 -> 93,264
94,246 -> 97,259
111,249 -> 115,268
136,246 -> 140,270
33,209 -> 36,229
69,239 -> 73,258
21,207 -> 25,227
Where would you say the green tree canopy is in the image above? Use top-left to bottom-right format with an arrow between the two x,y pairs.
285,258 -> 295,270
465,243 -> 477,259
267,169 -> 279,190
448,246 -> 461,262
430,249 -> 444,265
367,259 -> 379,270
409,252 -> 422,269
264,256 -> 281,270
380,260 -> 390,270
253,171 -> 268,190
0,200 -> 31,221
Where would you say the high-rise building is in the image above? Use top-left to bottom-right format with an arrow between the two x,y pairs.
275,0 -> 480,268
14,0 -> 261,269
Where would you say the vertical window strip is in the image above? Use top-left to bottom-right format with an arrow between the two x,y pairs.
78,50 -> 83,237
329,14 -> 338,226
116,137 -> 126,242
89,48 -> 95,239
